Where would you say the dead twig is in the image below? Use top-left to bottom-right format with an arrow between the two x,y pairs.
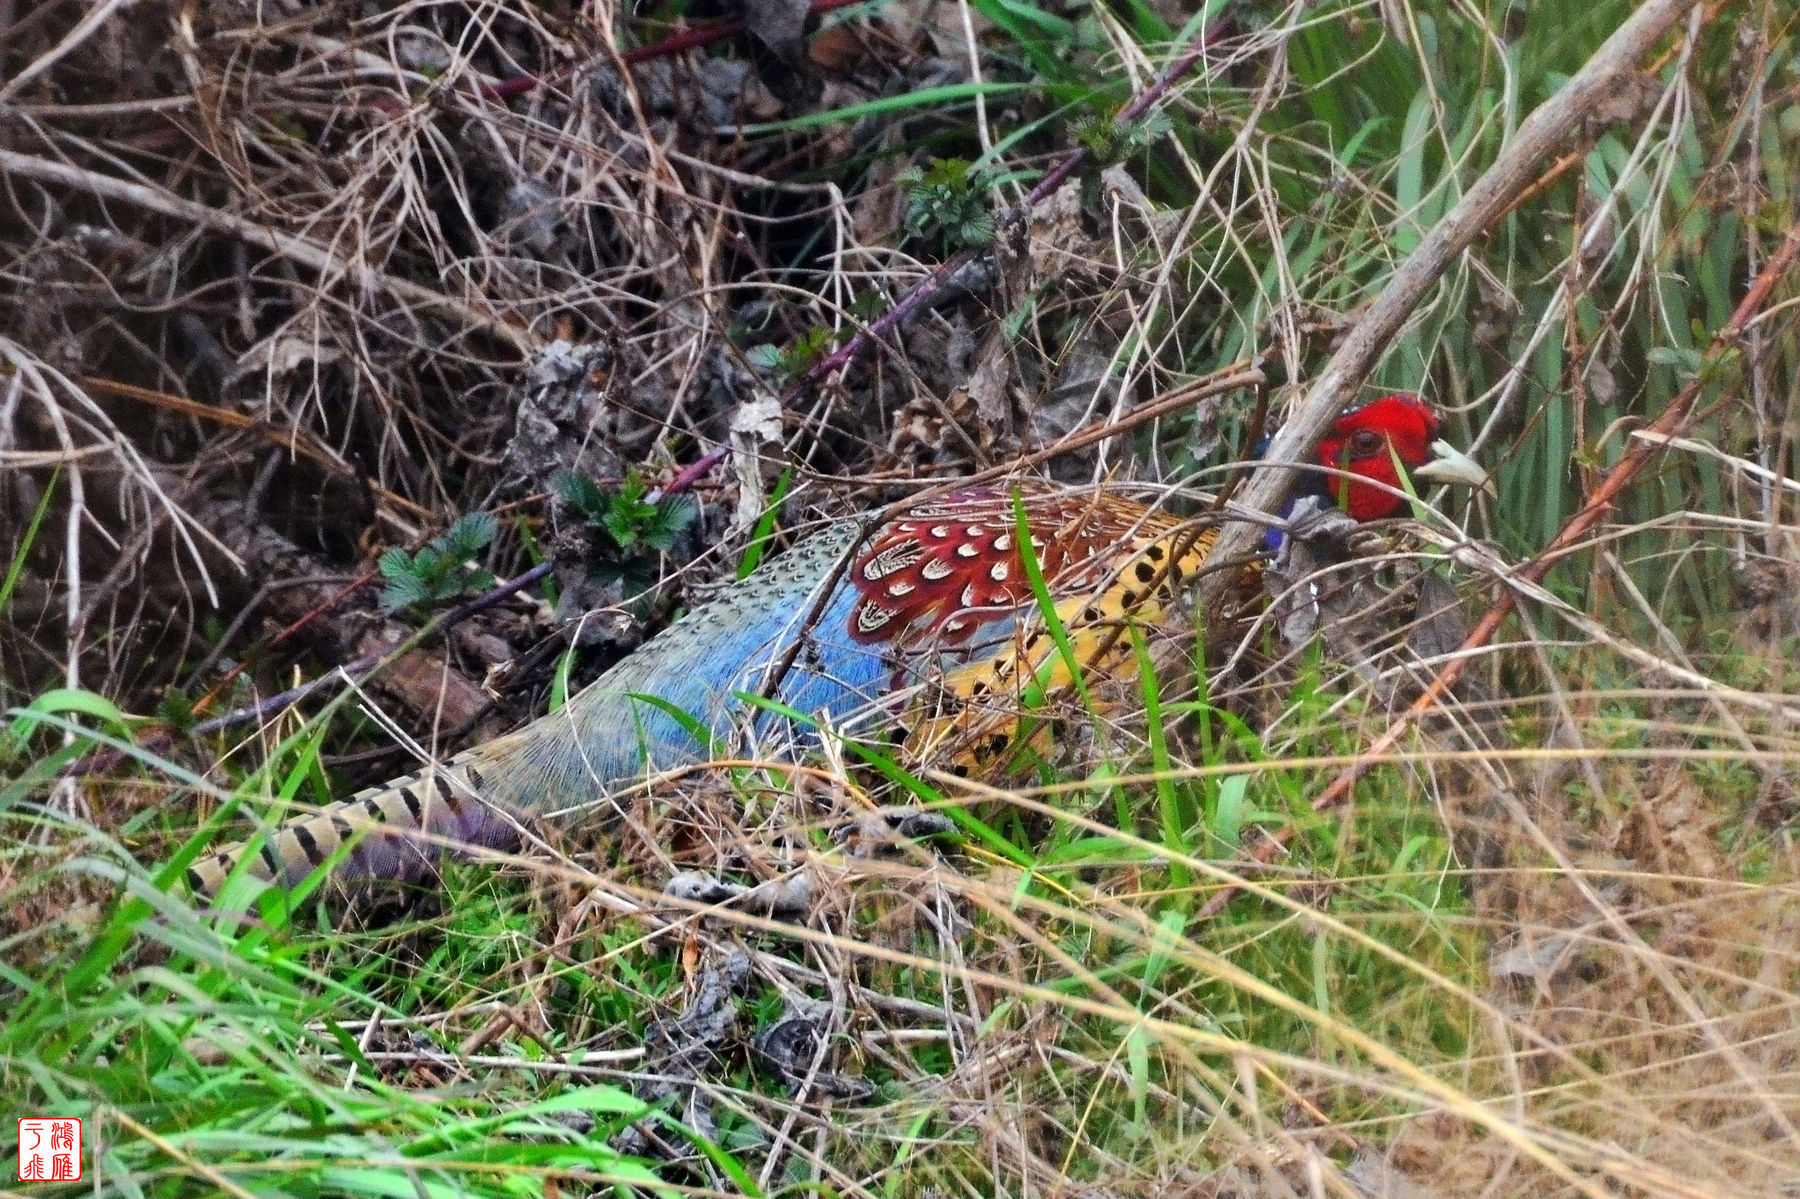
79,375 -> 432,525
0,148 -> 534,356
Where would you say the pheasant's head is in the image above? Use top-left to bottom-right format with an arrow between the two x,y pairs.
1313,393 -> 1488,521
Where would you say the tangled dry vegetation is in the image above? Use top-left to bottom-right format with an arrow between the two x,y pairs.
2,1 -> 1799,1197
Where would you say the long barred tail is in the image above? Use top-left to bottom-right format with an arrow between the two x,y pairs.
186,747 -> 525,899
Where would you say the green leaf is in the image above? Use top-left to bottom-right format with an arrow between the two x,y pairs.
1012,491 -> 1093,713
734,82 -> 1030,136
744,343 -> 784,371
442,511 -> 497,558
0,465 -> 57,613
1212,773 -> 1250,851
378,511 -> 501,611
10,687 -> 132,740
1394,87 -> 1435,254
377,547 -> 414,581
555,470 -> 610,523
902,157 -> 998,251
379,570 -> 429,611
739,470 -> 794,578
157,688 -> 197,732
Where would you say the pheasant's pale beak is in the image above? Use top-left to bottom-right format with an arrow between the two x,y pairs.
1413,439 -> 1494,494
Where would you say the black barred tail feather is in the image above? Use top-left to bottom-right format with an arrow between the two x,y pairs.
186,746 -> 527,898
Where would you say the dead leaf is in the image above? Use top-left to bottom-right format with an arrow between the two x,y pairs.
1028,179 -> 1086,281
746,0 -> 811,63
808,24 -> 865,72
728,390 -> 786,532
240,334 -> 343,377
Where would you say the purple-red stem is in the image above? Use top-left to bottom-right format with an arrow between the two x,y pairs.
622,0 -> 867,64
478,0 -> 868,100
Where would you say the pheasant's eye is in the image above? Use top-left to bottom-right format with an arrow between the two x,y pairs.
1347,429 -> 1386,458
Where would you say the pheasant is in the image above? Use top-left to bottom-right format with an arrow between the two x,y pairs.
186,394 -> 1486,899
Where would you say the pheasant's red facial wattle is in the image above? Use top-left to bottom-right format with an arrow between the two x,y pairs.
1314,393 -> 1445,522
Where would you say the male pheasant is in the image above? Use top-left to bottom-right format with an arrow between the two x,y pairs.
187,394 -> 1485,898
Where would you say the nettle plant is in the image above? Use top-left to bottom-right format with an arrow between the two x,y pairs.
378,512 -> 499,613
